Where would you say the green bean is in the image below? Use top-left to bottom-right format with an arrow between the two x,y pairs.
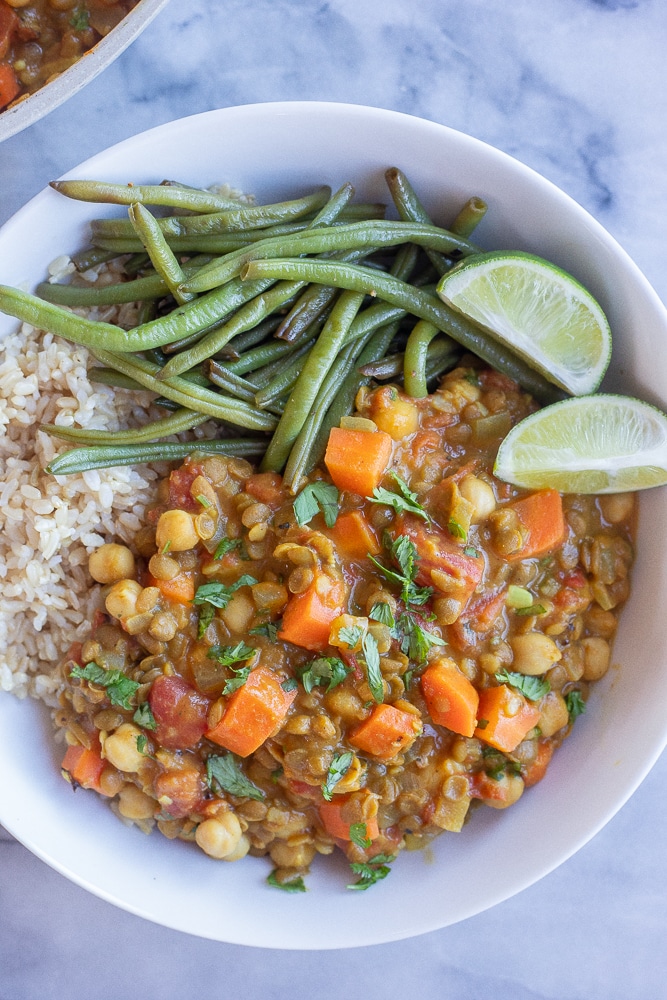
224,336 -> 314,377
239,258 -> 566,405
51,180 -> 253,213
384,167 -> 452,277
205,362 -> 273,410
122,252 -> 152,275
404,320 -> 441,397
260,290 -> 365,472
181,220 -> 481,295
128,203 -> 193,305
35,273 -> 169,307
252,339 -> 315,408
41,407 -> 209,445
157,279 -> 306,380
70,247 -> 119,272
274,284 -> 339,342
46,438 -> 267,476
424,346 -> 461,384
88,367 -> 149,391
449,196 -> 488,238
92,348 -> 278,431
221,315 -> 283,358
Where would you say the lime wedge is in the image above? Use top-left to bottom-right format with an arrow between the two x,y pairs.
436,251 -> 611,395
494,394 -> 667,493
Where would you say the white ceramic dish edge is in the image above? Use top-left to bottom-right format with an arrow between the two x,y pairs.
1,103 -> 666,949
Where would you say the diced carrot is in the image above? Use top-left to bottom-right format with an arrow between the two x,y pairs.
503,488 -> 567,561
319,794 -> 380,842
244,471 -> 284,506
150,571 -> 195,604
474,684 -> 541,753
349,703 -> 422,761
0,61 -> 20,109
278,575 -> 346,651
522,740 -> 555,788
396,513 -> 484,608
330,509 -> 381,560
324,426 -> 393,496
61,740 -> 106,794
420,658 -> 479,737
205,665 -> 297,757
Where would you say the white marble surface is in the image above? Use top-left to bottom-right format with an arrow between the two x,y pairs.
1,0 -> 667,996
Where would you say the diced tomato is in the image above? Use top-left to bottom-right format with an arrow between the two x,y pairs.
478,369 -> 519,393
153,767 -> 206,818
244,471 -> 284,506
149,674 -> 211,750
167,463 -> 203,513
395,513 -> 484,609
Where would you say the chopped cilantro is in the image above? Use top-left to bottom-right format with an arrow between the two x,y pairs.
249,620 -> 280,642
321,751 -> 354,801
347,853 -> 396,890
70,7 -> 89,31
368,473 -> 429,522
267,870 -> 307,893
207,641 -> 256,694
194,575 -> 257,637
361,631 -> 384,703
206,753 -> 265,801
369,535 -> 432,607
338,624 -> 364,648
213,536 -> 243,560
349,822 -> 372,849
300,656 -> 350,694
70,662 -> 139,711
293,481 -> 339,528
448,517 -> 467,541
396,612 -> 446,664
565,689 -> 586,722
495,669 -> 550,701
135,734 -> 153,758
514,603 -> 548,617
464,544 -> 480,558
197,604 -> 216,638
369,601 -> 395,627
281,676 -> 298,692
133,702 -> 157,731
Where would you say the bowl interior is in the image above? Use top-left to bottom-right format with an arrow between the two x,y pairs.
0,0 -> 171,144
1,102 -> 666,948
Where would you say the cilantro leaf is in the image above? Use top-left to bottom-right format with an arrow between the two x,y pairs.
321,751 -> 354,801
249,620 -> 280,642
213,537 -> 243,560
349,822 -> 372,849
197,604 -> 216,639
369,601 -> 395,627
368,473 -> 429,522
495,669 -> 550,701
70,7 -> 89,31
338,624 -> 364,648
464,544 -> 480,557
207,641 -> 256,667
70,662 -> 140,711
133,702 -> 157,731
293,481 -> 339,528
300,656 -> 350,694
267,870 -> 307,893
193,575 -> 258,609
565,689 -> 586,722
206,754 -> 265,801
514,603 -> 548,616
281,677 -> 298,692
398,612 -> 446,664
361,631 -> 384,703
135,734 -> 153,758
347,853 -> 396,890
369,535 -> 432,608
448,517 -> 467,541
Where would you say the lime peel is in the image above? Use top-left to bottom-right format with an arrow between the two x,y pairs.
436,251 -> 612,396
494,394 -> 667,494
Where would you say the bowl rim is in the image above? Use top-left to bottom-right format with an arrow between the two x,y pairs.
1,101 -> 667,948
0,0 -> 171,145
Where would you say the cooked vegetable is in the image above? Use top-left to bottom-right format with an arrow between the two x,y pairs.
205,666 -> 298,757
324,426 -> 393,496
420,659 -> 480,738
474,684 -> 542,753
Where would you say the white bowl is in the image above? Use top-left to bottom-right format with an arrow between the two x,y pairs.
0,0 -> 171,144
1,102 -> 666,949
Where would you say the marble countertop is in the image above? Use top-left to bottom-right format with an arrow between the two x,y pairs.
1,1 -> 666,997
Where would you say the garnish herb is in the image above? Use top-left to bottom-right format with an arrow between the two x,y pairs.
70,662 -> 140,711
249,620 -> 281,642
206,753 -> 265,801
293,481 -> 339,528
300,656 -> 350,694
321,751 -> 354,801
368,473 -> 429,522
565,689 -> 586,722
464,544 -> 480,558
136,734 -> 154,758
281,677 -> 298,692
369,535 -> 432,607
161,540 -> 172,555
515,604 -> 548,617
207,641 -> 256,694
347,853 -> 396,890
70,7 -> 89,30
133,702 -> 157,731
194,575 -> 257,637
369,601 -> 395,627
395,611 -> 446,664
448,516 -> 467,541
213,536 -> 243,560
495,669 -> 550,701
267,870 -> 307,893
196,494 -> 212,508
361,631 -> 384,703
338,624 -> 364,648
349,822 -> 372,849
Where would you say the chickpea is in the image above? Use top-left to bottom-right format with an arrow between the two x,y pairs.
155,509 -> 199,552
195,813 -> 244,860
269,840 -> 317,869
459,474 -> 496,522
369,387 -> 420,440
581,636 -> 611,681
510,632 -> 562,676
483,773 -> 525,810
598,493 -> 635,525
4,0 -> 33,6
103,723 -> 145,773
105,579 -> 142,620
538,691 -> 570,738
88,543 -> 136,585
223,834 -> 251,863
117,785 -> 156,821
